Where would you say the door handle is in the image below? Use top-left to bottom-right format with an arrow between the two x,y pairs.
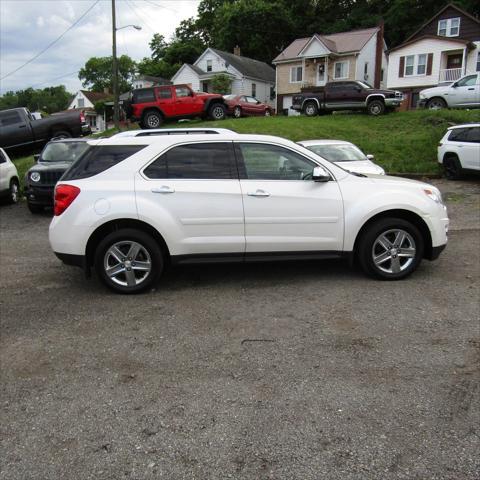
151,186 -> 175,194
18,125 -> 26,128
468,88 -> 475,90
247,189 -> 270,197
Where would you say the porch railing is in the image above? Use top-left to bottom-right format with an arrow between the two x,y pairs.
439,68 -> 463,83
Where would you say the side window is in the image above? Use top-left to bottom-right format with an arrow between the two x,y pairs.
157,87 -> 172,99
465,127 -> 480,143
144,143 -> 236,180
448,128 -> 468,142
0,150 -> 6,164
133,89 -> 156,103
455,75 -> 477,87
0,111 -> 22,126
237,143 -> 315,180
175,86 -> 191,98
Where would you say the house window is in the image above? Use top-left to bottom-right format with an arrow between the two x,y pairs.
270,85 -> 275,100
207,60 -> 212,72
438,18 -> 460,37
405,55 -> 415,76
290,66 -> 302,83
77,98 -> 84,108
252,83 -> 256,97
417,54 -> 427,75
477,52 -> 480,72
334,61 -> 349,79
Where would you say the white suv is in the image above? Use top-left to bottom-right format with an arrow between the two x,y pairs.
49,134 -> 449,293
0,148 -> 20,204
438,124 -> 480,179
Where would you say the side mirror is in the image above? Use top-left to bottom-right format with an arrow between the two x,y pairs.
312,166 -> 331,182
34,154 -> 40,162
366,154 -> 375,160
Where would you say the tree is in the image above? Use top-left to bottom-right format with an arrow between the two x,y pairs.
210,73 -> 232,94
78,55 -> 136,93
0,85 -> 71,113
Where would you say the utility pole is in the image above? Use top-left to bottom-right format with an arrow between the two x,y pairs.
111,0 -> 119,130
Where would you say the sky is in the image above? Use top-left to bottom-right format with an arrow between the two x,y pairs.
0,0 -> 201,94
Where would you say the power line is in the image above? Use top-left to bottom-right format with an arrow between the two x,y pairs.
30,69 -> 82,89
142,0 -> 177,13
125,0 -> 157,34
0,0 -> 100,81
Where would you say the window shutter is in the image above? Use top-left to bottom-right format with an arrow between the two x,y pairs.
399,56 -> 405,78
426,53 -> 434,76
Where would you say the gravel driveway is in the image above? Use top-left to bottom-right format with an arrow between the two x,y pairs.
1,179 -> 479,480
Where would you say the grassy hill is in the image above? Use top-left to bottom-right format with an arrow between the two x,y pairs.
11,109 -> 480,187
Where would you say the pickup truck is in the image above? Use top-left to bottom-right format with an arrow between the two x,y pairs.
0,107 -> 91,150
291,81 -> 403,116
418,73 -> 480,109
123,84 -> 227,129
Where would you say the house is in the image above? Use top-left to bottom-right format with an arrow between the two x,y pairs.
272,26 -> 388,114
68,90 -> 110,132
387,4 -> 480,109
132,75 -> 171,89
171,47 -> 276,107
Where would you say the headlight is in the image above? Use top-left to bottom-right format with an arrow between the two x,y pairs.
30,172 -> 41,182
424,188 -> 443,205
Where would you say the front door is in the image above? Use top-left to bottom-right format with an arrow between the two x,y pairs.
235,142 -> 344,253
135,142 -> 245,256
446,54 -> 462,70
316,60 -> 326,86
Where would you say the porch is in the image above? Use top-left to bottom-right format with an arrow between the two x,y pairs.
438,48 -> 466,83
302,56 -> 330,88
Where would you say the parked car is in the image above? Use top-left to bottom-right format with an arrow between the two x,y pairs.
297,140 -> 385,175
123,85 -> 227,129
418,73 -> 480,110
437,124 -> 480,179
0,107 -> 91,150
49,133 -> 448,294
24,138 -> 90,213
0,148 -> 20,204
113,127 -> 237,138
291,81 -> 403,116
223,95 -> 273,118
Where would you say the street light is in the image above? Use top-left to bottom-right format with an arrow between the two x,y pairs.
112,0 -> 142,130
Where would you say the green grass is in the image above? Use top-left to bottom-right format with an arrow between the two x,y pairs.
12,155 -> 35,190
10,109 -> 480,179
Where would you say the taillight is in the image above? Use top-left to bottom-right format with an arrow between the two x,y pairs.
80,111 -> 85,123
54,184 -> 80,216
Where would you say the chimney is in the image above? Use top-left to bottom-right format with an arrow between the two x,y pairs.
374,20 -> 384,89
233,45 -> 241,56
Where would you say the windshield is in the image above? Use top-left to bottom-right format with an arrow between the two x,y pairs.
356,81 -> 373,89
40,142 -> 90,163
223,94 -> 237,100
305,144 -> 367,162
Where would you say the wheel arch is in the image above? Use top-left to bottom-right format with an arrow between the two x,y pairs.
50,124 -> 72,137
366,94 -> 385,105
353,209 -> 433,261
141,107 -> 165,120
442,151 -> 459,163
85,218 -> 170,267
301,98 -> 320,110
204,98 -> 226,112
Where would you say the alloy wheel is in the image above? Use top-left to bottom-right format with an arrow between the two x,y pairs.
372,229 -> 416,274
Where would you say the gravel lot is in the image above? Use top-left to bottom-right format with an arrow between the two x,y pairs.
1,179 -> 479,480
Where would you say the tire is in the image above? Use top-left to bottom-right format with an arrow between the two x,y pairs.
52,130 -> 72,139
427,97 -> 447,110
27,202 -> 44,214
8,179 -> 20,204
367,99 -> 385,116
94,228 -> 163,294
208,103 -> 226,121
233,106 -> 242,118
357,218 -> 424,280
303,101 -> 318,117
143,110 -> 163,129
264,109 -> 271,117
443,155 -> 463,180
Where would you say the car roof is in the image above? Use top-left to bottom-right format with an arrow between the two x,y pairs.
113,127 -> 237,138
297,139 -> 355,146
447,123 -> 480,130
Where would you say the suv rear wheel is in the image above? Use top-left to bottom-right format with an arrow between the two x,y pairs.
142,110 -> 163,129
94,229 -> 164,294
358,218 -> 424,280
443,154 -> 463,180
209,104 -> 226,120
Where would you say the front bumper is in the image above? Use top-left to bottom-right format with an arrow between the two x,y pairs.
24,185 -> 54,206
385,97 -> 403,107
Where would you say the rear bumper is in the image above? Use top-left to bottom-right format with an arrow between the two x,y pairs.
54,252 -> 85,268
427,244 -> 447,261
81,124 -> 91,135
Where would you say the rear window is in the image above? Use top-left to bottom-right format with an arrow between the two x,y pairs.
61,145 -> 146,180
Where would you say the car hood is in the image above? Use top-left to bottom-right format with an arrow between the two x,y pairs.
364,173 -> 434,190
28,162 -> 72,172
335,160 -> 384,175
420,85 -> 450,96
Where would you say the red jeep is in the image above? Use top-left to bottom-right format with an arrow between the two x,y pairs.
124,85 -> 227,128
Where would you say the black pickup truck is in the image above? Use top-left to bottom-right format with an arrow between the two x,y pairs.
0,107 -> 91,150
291,81 -> 403,116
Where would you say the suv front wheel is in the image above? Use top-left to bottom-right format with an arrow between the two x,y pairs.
367,99 -> 385,116
94,229 -> 164,294
208,104 -> 226,120
358,218 -> 424,280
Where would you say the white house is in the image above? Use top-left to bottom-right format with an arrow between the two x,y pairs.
68,90 -> 109,132
132,75 -> 171,90
387,3 -> 480,109
272,25 -> 388,114
171,47 -> 276,107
